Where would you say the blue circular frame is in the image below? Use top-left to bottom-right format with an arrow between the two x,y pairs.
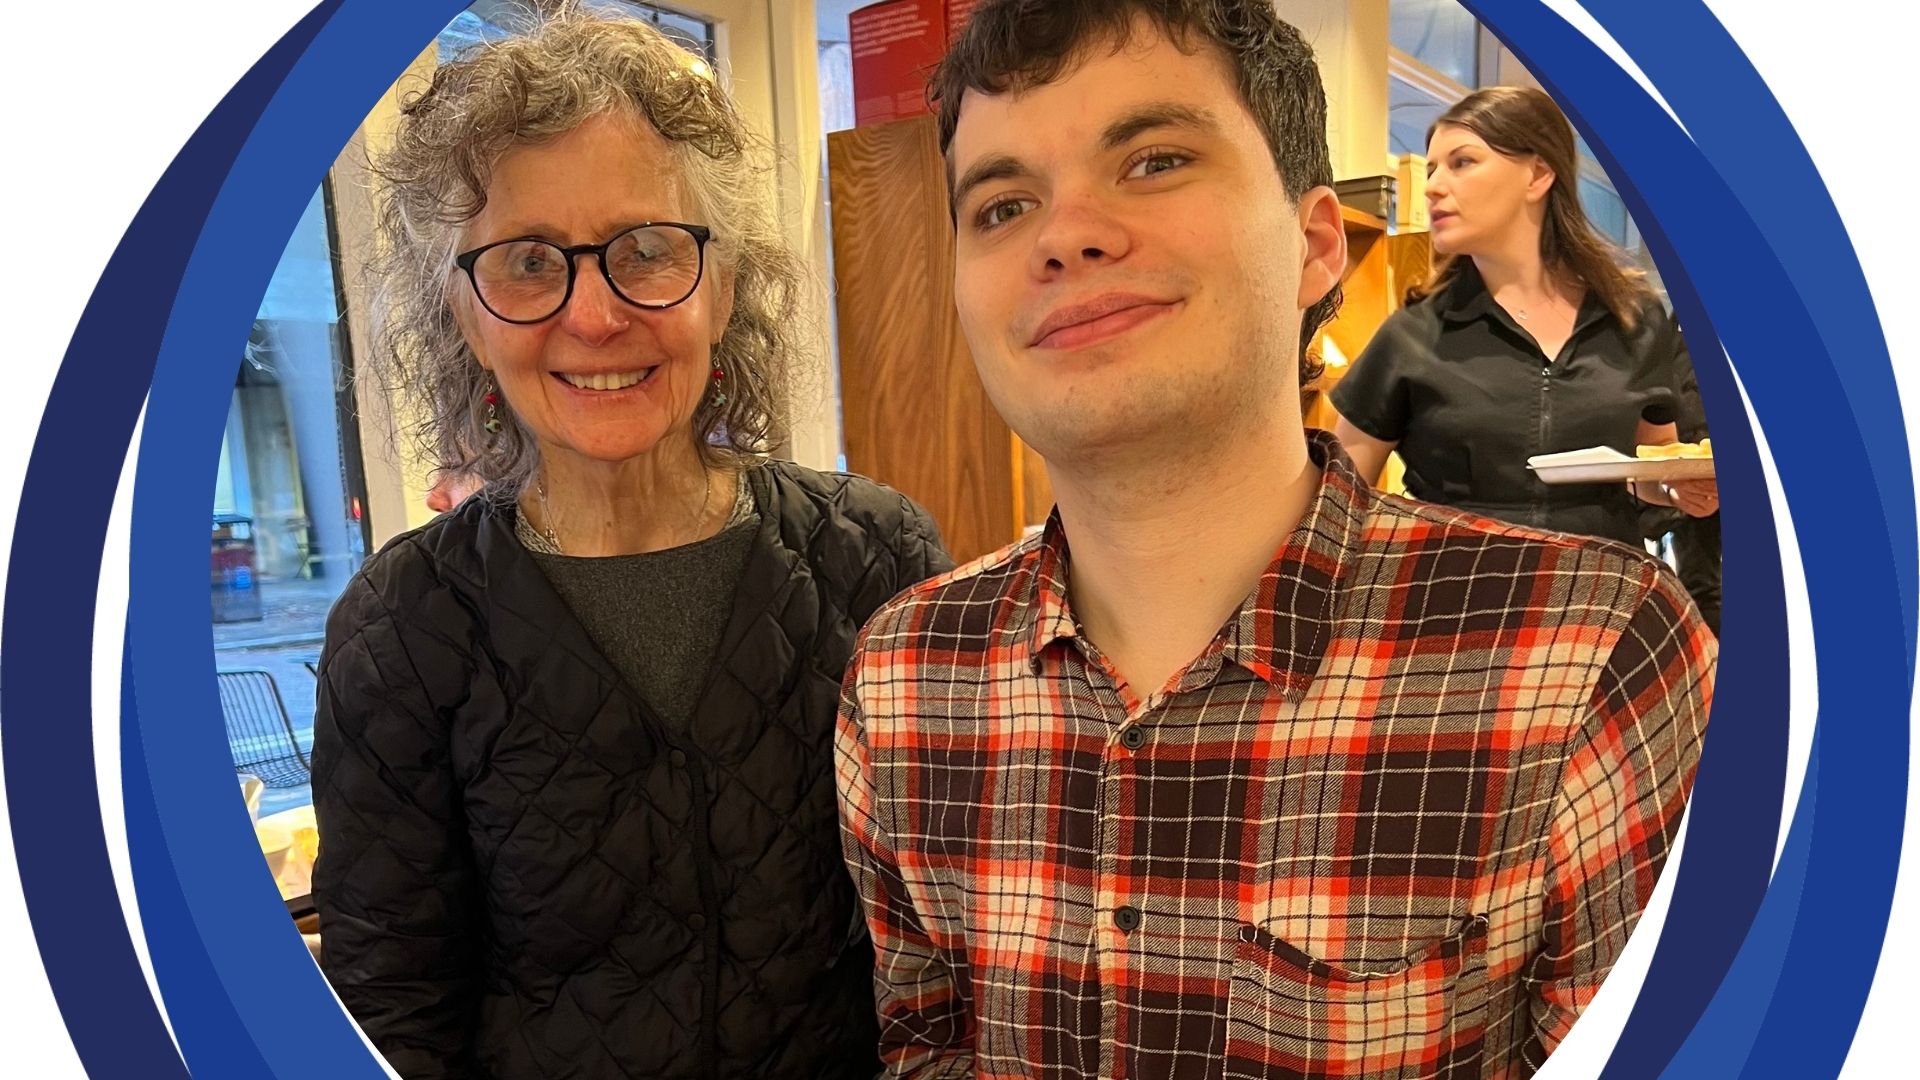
0,1 -> 1908,1076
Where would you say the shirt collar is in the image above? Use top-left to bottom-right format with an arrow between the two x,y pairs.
1023,512 -> 1077,660
1021,430 -> 1371,700
1438,261 -> 1498,325
1223,431 -> 1369,697
1438,260 -> 1612,339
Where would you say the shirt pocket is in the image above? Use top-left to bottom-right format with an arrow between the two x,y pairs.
1225,914 -> 1490,1080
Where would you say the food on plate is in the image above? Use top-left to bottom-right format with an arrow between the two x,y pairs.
1636,438 -> 1712,460
293,824 -> 320,864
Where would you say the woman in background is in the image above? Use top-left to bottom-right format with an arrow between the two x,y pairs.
311,11 -> 950,1078
1331,86 -> 1719,622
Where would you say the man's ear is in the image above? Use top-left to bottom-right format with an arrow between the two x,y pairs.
1295,185 -> 1347,310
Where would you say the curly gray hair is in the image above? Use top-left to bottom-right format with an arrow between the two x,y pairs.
368,5 -> 806,499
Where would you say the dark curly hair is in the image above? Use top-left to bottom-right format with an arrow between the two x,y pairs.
930,0 -> 1341,385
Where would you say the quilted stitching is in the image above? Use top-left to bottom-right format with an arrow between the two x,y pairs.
312,462 -> 954,1079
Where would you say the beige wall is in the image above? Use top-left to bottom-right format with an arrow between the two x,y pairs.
704,0 -> 841,472
1273,0 -> 1391,181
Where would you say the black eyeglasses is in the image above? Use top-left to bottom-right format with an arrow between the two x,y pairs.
454,221 -> 713,324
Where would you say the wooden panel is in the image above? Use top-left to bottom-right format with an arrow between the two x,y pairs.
1378,231 -> 1430,494
1308,225 -> 1430,494
1323,208 -> 1391,372
1015,435 -> 1054,534
1387,230 -> 1434,307
1305,211 -> 1392,433
1339,205 -> 1387,287
828,116 -> 1016,563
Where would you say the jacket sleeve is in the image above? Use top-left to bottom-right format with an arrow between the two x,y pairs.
1524,572 -> 1714,1068
835,664 -> 975,1078
897,493 -> 957,584
311,567 -> 482,1079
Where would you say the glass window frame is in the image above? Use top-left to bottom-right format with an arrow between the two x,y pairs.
217,176 -> 373,821
441,1 -> 716,64
1388,0 -> 1484,88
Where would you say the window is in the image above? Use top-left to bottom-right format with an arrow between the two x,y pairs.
1390,0 -> 1480,87
1389,72 -> 1451,157
1579,175 -> 1630,247
817,39 -> 855,134
214,186 -> 368,819
816,0 -> 868,468
441,0 -> 715,63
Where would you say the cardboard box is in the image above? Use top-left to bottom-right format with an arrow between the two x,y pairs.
1395,152 -> 1430,231
1334,175 -> 1395,221
849,0 -> 990,128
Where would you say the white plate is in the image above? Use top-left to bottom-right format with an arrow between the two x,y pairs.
1527,448 -> 1715,485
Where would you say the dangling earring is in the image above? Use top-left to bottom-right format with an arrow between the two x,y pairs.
709,365 -> 728,409
483,381 -> 502,434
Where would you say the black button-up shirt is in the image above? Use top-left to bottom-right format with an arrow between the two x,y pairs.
1331,263 -> 1699,546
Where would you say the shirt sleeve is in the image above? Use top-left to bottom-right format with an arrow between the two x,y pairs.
1666,315 -> 1709,442
311,572 -> 482,1079
835,655 -> 976,1078
1329,309 -> 1423,442
1523,570 -> 1714,1067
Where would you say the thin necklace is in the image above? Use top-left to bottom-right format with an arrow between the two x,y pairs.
533,469 -> 712,555
535,481 -> 563,552
1512,287 -> 1573,323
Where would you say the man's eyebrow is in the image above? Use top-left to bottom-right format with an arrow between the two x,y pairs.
944,103 -> 1219,219
1099,102 -> 1222,151
950,153 -> 1034,216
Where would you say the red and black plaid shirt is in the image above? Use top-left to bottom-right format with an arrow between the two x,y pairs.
836,432 -> 1713,1079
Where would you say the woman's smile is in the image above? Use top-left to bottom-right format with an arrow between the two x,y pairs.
553,366 -> 659,392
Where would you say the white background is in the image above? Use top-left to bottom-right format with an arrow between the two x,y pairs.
0,1 -> 1911,1075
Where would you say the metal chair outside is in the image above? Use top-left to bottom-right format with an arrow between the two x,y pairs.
218,668 -> 311,787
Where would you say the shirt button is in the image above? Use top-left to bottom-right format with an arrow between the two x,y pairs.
687,913 -> 707,932
669,748 -> 688,768
1119,725 -> 1147,750
1114,905 -> 1142,932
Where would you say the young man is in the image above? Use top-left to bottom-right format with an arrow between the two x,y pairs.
835,2 -> 1714,1077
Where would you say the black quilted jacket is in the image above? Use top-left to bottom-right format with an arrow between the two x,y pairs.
311,462 -> 952,1079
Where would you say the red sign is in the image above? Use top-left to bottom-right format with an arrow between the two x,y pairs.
848,0 -> 996,128
946,0 -> 985,33
850,0 -> 946,127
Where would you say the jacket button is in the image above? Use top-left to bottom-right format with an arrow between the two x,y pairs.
669,748 -> 688,768
1119,726 -> 1147,750
687,913 -> 707,932
1114,905 -> 1142,932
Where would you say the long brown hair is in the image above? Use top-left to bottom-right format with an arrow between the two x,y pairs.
1410,86 -> 1652,328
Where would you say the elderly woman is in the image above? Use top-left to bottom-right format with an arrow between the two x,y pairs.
310,13 -> 950,1080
